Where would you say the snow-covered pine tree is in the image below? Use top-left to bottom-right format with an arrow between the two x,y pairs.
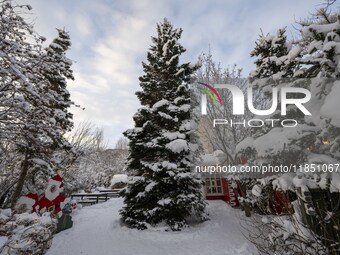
121,19 -> 206,231
238,27 -> 307,167
239,5 -> 340,254
241,10 -> 340,166
295,10 -> 340,163
41,29 -> 74,133
242,5 -> 340,165
250,28 -> 296,80
17,29 -> 76,195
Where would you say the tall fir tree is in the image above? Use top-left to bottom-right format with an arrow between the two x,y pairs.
17,29 -> 76,195
41,29 -> 74,132
238,7 -> 340,167
240,28 -> 307,166
121,19 -> 206,230
250,28 -> 296,80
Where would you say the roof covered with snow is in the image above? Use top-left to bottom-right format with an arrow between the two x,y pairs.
110,174 -> 128,185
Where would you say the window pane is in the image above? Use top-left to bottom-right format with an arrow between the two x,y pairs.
211,180 -> 216,186
216,179 -> 221,186
217,187 -> 222,193
212,187 -> 217,193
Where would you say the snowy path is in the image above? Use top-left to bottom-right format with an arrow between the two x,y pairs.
46,198 -> 258,255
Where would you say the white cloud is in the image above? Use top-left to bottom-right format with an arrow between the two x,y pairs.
17,0 -> 324,146
75,14 -> 92,37
66,11 -> 156,145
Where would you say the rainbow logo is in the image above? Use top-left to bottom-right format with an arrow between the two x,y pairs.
198,82 -> 223,105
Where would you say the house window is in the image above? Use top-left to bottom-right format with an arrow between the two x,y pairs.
206,175 -> 223,195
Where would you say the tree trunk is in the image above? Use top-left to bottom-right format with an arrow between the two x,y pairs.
11,150 -> 30,209
243,203 -> 252,217
239,181 -> 251,217
0,181 -> 17,208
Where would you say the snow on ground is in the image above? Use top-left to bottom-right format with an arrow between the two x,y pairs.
46,198 -> 258,255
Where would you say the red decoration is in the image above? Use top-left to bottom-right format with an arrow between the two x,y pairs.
35,194 -> 65,217
224,180 -> 240,207
16,193 -> 39,212
16,175 -> 65,218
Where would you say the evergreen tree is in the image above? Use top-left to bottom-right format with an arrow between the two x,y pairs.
121,19 -> 206,230
41,29 -> 74,132
294,11 -> 340,162
250,28 -> 297,80
239,11 -> 340,166
238,10 -> 340,165
10,28 -> 75,206
238,27 -> 305,166
240,6 -> 340,253
16,29 -> 76,196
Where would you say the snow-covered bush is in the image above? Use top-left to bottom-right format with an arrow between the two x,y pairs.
243,172 -> 340,254
245,202 -> 328,255
0,209 -> 57,255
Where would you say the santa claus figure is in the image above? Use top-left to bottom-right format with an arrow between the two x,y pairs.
16,175 -> 66,218
35,175 -> 65,218
45,175 -> 64,201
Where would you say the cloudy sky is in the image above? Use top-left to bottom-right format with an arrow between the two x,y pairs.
21,0 -> 322,147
